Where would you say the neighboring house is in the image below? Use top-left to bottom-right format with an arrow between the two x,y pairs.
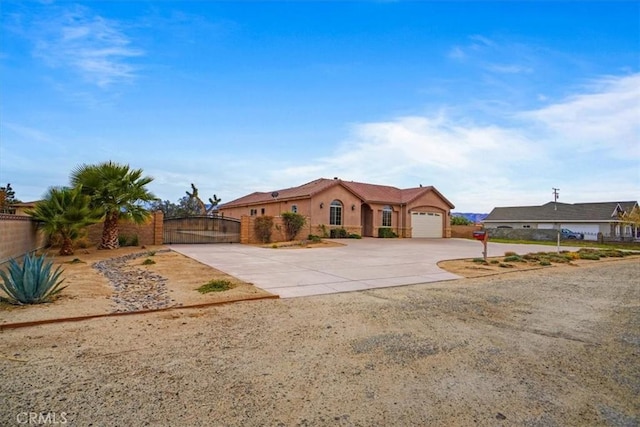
217,178 -> 455,238
5,201 -> 37,216
483,201 -> 639,241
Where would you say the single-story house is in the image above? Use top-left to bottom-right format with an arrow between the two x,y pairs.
483,201 -> 639,241
217,178 -> 455,238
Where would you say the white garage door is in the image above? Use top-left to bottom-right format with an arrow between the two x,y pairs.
562,223 -> 600,241
411,212 -> 442,238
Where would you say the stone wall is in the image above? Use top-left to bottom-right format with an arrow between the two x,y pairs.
0,214 -> 47,264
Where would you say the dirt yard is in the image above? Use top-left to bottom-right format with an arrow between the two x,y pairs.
1,253 -> 638,426
0,246 -> 273,326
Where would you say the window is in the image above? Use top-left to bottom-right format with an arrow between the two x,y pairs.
250,209 -> 257,216
329,200 -> 342,226
382,205 -> 392,227
291,205 -> 298,213
261,208 -> 265,215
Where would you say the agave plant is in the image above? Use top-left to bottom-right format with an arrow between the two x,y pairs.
0,254 -> 66,304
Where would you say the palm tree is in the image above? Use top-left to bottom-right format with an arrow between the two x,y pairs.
25,186 -> 102,255
71,161 -> 157,249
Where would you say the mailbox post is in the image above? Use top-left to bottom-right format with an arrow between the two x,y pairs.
472,230 -> 489,261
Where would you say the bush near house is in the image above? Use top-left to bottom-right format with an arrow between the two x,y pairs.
281,212 -> 306,241
254,216 -> 274,243
378,228 -> 398,238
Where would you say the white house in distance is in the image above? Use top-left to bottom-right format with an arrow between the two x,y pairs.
483,201 -> 639,241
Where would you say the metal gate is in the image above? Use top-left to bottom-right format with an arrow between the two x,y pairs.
163,216 -> 241,244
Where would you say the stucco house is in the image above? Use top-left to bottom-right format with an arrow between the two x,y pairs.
483,201 -> 639,241
217,178 -> 455,238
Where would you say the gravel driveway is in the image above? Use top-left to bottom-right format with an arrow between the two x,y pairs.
1,259 -> 638,426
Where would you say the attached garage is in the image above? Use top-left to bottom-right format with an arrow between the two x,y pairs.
411,211 -> 443,238
562,223 -> 600,241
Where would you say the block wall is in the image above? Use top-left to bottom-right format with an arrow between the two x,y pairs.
0,214 -> 47,264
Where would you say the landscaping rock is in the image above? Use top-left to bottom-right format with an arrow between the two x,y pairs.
92,250 -> 180,313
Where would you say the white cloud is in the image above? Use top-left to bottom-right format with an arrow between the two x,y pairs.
275,73 -> 639,212
32,6 -> 143,88
520,74 -> 640,159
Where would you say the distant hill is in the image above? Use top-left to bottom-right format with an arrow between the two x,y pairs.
452,212 -> 488,224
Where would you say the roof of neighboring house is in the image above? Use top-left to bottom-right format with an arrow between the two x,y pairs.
484,201 -> 639,223
219,178 -> 455,209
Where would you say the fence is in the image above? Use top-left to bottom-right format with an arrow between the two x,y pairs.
0,214 -> 47,264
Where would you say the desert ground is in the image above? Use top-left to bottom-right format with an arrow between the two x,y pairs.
0,246 -> 638,426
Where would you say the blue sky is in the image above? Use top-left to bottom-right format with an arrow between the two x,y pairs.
1,1 -> 638,212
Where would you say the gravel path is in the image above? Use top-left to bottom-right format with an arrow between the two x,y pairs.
92,249 -> 178,312
1,259 -> 638,426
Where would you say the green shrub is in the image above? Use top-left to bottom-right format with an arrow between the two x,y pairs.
472,258 -> 487,264
254,216 -> 274,243
504,251 -> 517,257
579,252 -> 600,260
307,234 -> 322,243
330,228 -> 349,238
378,228 -> 398,238
503,255 -> 523,262
281,212 -> 306,241
118,234 -> 140,247
142,258 -> 156,265
0,254 -> 66,304
348,233 -> 362,239
539,260 -> 552,266
601,250 -> 624,258
490,260 -> 500,264
197,279 -> 234,293
499,263 -> 514,268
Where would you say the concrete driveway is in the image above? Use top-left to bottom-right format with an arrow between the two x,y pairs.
171,238 -> 575,298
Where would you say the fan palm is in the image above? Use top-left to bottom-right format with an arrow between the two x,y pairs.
71,161 -> 157,249
25,186 -> 102,255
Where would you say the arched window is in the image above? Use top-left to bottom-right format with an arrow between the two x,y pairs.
382,205 -> 392,227
330,200 -> 343,226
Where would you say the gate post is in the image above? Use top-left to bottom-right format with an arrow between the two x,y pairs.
154,210 -> 164,245
240,215 -> 251,244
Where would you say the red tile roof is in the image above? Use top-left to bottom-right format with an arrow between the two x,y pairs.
220,178 -> 454,208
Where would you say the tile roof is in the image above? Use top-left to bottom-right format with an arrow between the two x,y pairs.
484,201 -> 639,222
219,178 -> 454,208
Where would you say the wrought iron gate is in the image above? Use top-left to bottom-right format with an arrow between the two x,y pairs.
163,216 -> 241,244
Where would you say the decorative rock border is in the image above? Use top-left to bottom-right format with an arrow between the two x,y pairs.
92,249 -> 181,313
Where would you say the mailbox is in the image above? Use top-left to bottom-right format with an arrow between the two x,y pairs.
472,230 -> 487,241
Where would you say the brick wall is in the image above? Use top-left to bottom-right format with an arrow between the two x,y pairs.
0,214 -> 47,264
86,211 -> 164,246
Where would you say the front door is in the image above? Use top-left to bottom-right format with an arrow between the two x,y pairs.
361,204 -> 374,237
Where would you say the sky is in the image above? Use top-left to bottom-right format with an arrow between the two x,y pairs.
1,1 -> 639,213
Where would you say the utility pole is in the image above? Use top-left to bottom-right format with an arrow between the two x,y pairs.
552,188 -> 560,252
552,188 -> 560,210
